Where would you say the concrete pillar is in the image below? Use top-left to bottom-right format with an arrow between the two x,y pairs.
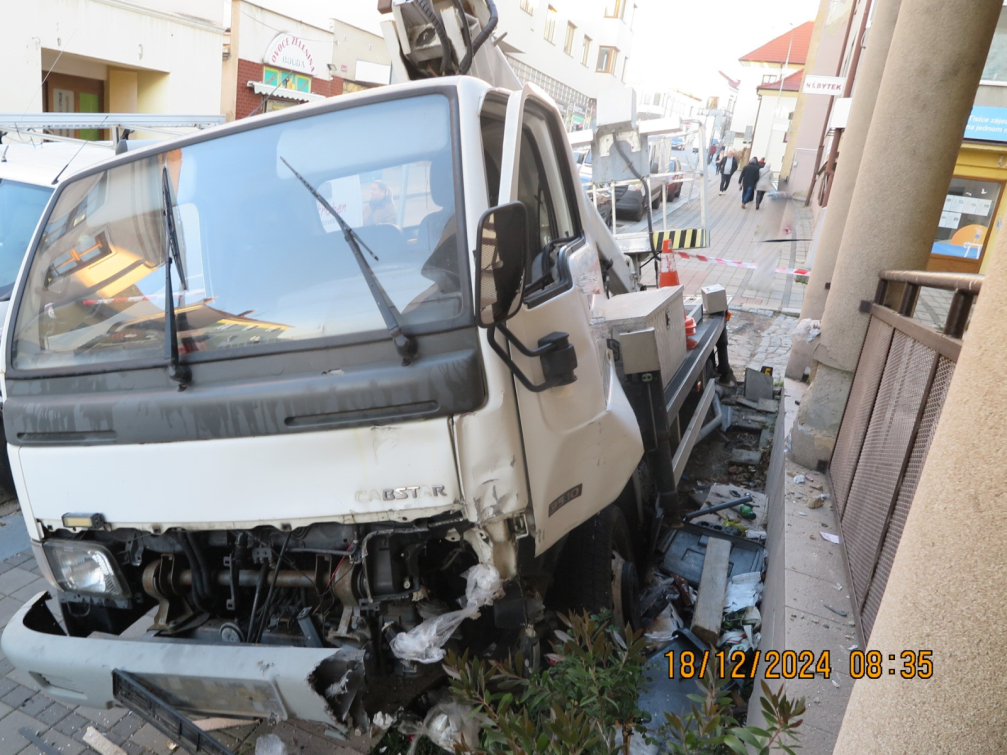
833,223 -> 1007,755
791,0 -> 1001,468
786,0 -> 903,382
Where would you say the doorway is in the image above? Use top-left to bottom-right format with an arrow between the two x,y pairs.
42,72 -> 105,140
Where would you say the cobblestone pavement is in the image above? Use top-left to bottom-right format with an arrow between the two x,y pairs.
743,312 -> 798,377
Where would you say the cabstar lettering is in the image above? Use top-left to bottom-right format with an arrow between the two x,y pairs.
354,486 -> 449,503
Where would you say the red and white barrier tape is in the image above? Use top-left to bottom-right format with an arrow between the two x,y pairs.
661,247 -> 810,277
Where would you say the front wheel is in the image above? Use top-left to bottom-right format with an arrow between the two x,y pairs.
548,506 -> 641,630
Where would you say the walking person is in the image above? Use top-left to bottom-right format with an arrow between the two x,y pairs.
708,142 -> 717,165
719,151 -> 738,194
755,159 -> 772,210
738,157 -> 761,209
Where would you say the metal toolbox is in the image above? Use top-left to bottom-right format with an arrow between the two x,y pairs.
596,286 -> 687,385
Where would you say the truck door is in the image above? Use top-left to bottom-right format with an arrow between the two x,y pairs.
485,87 -> 643,554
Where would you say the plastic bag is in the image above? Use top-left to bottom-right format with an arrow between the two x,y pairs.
644,604 -> 684,643
723,572 -> 763,612
255,734 -> 288,755
399,702 -> 486,754
390,564 -> 504,664
793,318 -> 822,344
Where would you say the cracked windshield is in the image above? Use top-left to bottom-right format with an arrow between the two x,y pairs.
11,94 -> 464,370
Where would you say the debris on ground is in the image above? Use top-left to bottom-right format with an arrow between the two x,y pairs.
255,734 -> 289,755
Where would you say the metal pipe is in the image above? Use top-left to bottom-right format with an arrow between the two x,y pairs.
697,394 -> 726,443
944,291 -> 976,339
683,494 -> 754,521
879,270 -> 984,293
179,570 -> 316,589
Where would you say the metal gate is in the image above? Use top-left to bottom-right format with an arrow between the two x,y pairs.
829,271 -> 981,640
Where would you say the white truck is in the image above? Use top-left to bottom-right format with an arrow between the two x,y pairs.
0,0 -> 734,741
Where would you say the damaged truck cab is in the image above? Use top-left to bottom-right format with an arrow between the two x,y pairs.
0,76 -> 654,726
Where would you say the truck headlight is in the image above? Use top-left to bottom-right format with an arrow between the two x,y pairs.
42,540 -> 128,600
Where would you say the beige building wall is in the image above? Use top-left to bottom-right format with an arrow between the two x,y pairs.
782,0 -> 856,196
0,0 -> 225,117
331,19 -> 391,87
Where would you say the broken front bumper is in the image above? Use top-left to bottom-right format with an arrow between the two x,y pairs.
2,593 -> 365,724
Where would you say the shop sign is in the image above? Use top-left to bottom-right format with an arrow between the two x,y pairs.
802,75 -> 845,96
263,34 -> 316,76
964,106 -> 1007,143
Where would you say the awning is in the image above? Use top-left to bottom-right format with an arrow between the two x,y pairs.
247,81 -> 325,102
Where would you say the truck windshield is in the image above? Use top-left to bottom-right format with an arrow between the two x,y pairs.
11,94 -> 466,371
0,180 -> 52,301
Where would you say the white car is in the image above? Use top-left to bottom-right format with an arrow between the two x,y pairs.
0,139 -> 116,493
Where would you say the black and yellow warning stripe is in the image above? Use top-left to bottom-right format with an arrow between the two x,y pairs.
652,229 -> 709,250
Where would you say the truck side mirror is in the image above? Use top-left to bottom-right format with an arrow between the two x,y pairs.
475,202 -> 529,327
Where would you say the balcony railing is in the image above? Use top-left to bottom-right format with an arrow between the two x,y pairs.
829,270 -> 982,640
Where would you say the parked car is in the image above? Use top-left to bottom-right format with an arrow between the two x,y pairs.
671,137 -> 685,151
577,148 -> 660,222
664,157 -> 685,200
613,179 -> 663,221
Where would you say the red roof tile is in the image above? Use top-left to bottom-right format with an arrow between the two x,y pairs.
740,21 -> 815,65
757,68 -> 804,93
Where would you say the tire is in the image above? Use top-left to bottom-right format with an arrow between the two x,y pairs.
549,506 -> 642,630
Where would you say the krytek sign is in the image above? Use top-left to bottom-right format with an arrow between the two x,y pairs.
263,33 -> 316,76
802,75 -> 845,96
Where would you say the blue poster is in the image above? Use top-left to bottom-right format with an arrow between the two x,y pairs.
964,107 -> 1007,143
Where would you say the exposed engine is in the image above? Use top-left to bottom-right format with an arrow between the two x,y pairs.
40,514 -> 493,717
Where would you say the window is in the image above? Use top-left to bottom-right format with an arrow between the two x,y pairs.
596,46 -> 618,74
481,104 -> 579,293
264,67 -> 311,93
932,177 -> 1003,261
519,0 -> 534,13
982,6 -> 1007,82
605,0 -> 626,19
564,22 -> 576,56
544,6 -> 557,43
761,74 -> 779,86
13,95 -> 468,371
707,96 -> 719,110
581,35 -> 592,66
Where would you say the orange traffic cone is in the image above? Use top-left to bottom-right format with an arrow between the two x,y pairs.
659,240 -> 680,287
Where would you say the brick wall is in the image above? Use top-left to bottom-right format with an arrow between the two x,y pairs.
235,58 -> 344,120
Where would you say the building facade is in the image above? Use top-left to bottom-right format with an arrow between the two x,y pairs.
0,0 -> 225,138
733,22 -> 813,152
791,0 -> 1007,276
636,88 -> 702,122
494,0 -> 638,129
224,1 -> 344,121
751,70 -> 802,170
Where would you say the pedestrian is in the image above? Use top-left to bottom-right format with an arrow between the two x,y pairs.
755,159 -> 772,210
708,142 -> 717,165
738,157 -> 761,209
363,180 -> 397,225
719,151 -> 738,194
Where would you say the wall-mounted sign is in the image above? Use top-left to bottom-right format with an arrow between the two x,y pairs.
263,34 -> 316,76
964,106 -> 1007,143
802,75 -> 845,96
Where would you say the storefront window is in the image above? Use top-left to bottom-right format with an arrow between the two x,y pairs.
263,67 -> 311,93
931,177 -> 1002,260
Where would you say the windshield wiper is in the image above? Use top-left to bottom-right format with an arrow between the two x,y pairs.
280,156 -> 417,365
161,165 -> 191,389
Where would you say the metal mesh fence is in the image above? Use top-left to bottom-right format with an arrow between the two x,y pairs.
831,319 -> 894,516
860,357 -> 955,639
840,332 -> 937,608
